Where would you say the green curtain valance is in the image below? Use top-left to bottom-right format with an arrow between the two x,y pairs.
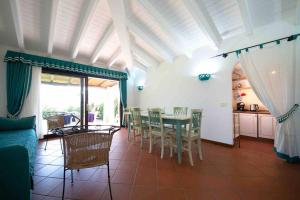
4,50 -> 128,80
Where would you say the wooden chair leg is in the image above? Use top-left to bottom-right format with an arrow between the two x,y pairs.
149,135 -> 152,153
161,137 -> 164,159
170,137 -> 173,157
140,129 -> 144,148
197,139 -> 203,160
188,141 -> 194,166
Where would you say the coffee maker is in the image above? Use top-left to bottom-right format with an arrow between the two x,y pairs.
237,102 -> 245,111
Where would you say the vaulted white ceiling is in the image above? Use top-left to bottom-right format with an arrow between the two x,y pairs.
0,0 -> 298,72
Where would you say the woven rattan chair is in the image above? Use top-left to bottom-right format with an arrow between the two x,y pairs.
170,109 -> 203,166
62,131 -> 114,200
130,108 -> 149,148
44,115 -> 65,153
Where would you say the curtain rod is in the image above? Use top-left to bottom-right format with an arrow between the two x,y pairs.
212,33 -> 300,58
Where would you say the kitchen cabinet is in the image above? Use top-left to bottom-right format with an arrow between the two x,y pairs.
258,114 -> 276,139
239,113 -> 257,137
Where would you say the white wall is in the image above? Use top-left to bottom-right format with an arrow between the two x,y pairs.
135,50 -> 237,145
133,21 -> 300,145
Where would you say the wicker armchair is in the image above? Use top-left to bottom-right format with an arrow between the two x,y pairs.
44,115 -> 65,153
62,130 -> 114,200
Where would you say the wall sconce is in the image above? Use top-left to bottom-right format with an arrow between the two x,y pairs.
198,74 -> 211,81
137,86 -> 144,91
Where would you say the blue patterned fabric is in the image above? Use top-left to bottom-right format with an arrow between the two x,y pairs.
0,129 -> 37,176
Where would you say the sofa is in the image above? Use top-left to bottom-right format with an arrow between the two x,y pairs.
0,117 -> 38,200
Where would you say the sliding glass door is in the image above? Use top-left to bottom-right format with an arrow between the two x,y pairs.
41,73 -> 82,127
41,70 -> 121,132
87,77 -> 120,126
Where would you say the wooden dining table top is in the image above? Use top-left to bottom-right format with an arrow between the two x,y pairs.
124,111 -> 191,121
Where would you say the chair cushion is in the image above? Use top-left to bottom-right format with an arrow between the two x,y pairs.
0,116 -> 36,131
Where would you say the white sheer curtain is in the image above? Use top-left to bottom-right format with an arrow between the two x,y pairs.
239,39 -> 300,160
20,67 -> 44,139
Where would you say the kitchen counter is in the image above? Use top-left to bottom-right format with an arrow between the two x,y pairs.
233,110 -> 271,114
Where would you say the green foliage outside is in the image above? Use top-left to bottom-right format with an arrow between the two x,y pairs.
96,103 -> 104,120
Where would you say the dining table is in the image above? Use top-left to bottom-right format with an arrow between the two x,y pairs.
126,112 -> 191,164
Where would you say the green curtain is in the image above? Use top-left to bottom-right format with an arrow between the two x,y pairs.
6,62 -> 32,118
4,50 -> 127,80
119,79 -> 127,126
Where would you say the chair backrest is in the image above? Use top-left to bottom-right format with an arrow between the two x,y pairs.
47,115 -> 64,130
174,107 -> 188,116
63,132 -> 113,169
148,108 -> 163,132
131,107 -> 142,128
188,109 -> 202,137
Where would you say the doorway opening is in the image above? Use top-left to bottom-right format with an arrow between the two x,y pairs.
232,63 -> 275,148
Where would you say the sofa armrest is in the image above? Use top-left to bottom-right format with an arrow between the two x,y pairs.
0,145 -> 30,200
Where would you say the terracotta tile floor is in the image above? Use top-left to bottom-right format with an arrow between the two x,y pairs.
32,129 -> 300,200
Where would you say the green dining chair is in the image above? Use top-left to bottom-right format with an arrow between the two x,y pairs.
148,108 -> 174,159
173,107 -> 188,116
130,107 -> 149,148
170,109 -> 203,166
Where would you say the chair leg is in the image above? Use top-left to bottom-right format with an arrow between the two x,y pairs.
60,137 -> 63,154
197,139 -> 203,160
170,137 -> 173,157
188,141 -> 194,166
149,135 -> 152,153
44,137 -> 48,151
107,162 -> 113,200
160,137 -> 164,159
71,170 -> 74,184
140,129 -> 143,148
62,168 -> 66,200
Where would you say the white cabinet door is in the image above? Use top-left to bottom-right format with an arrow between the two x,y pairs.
258,114 -> 275,139
240,114 -> 257,137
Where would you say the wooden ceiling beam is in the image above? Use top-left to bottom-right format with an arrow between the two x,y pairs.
71,0 -> 102,59
9,0 -> 24,50
133,60 -> 148,71
107,47 -> 121,68
90,21 -> 114,64
138,0 -> 192,57
127,15 -> 174,63
47,0 -> 60,54
132,43 -> 159,67
237,0 -> 253,35
107,0 -> 134,69
183,0 -> 222,49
